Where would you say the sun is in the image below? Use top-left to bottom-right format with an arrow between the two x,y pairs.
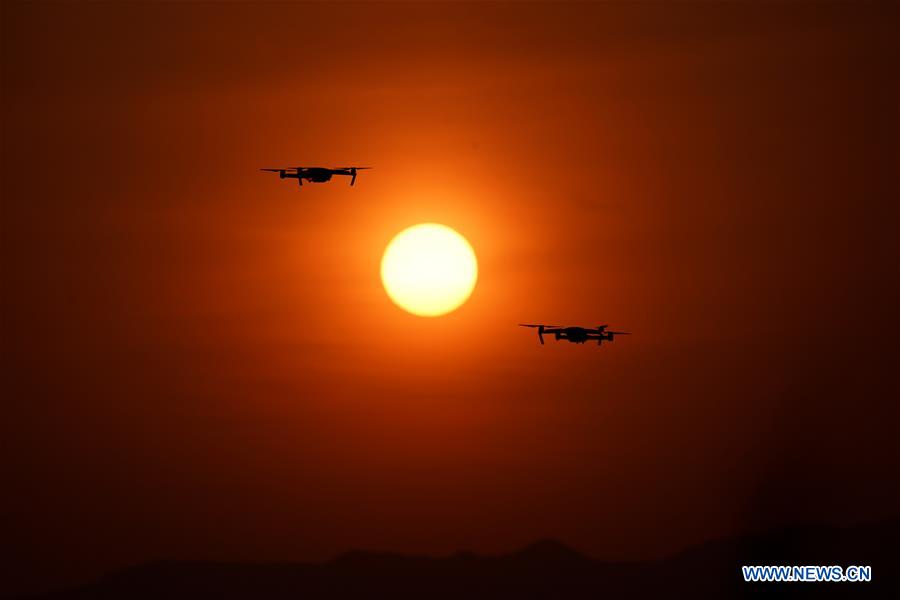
381,223 -> 478,317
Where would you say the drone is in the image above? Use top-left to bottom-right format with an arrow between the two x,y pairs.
261,166 -> 371,187
519,324 -> 630,346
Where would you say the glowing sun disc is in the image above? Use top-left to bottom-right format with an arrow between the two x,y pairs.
381,223 -> 478,317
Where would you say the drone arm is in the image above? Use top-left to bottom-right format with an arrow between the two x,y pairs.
518,324 -> 555,345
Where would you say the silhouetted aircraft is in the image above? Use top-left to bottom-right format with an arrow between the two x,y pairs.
260,166 -> 371,187
519,324 -> 630,345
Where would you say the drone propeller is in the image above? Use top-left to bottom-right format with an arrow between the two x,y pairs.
339,167 -> 371,186
520,324 -> 546,345
519,324 -> 563,345
261,167 -> 302,177
261,168 -> 295,180
603,331 -> 630,344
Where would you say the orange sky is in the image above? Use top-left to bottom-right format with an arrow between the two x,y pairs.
3,1 -> 899,595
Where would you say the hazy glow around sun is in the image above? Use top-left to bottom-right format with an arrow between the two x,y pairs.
381,223 -> 478,317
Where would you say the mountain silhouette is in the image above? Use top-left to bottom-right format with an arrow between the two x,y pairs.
21,519 -> 899,599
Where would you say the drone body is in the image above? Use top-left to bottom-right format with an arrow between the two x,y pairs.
261,166 -> 371,187
519,324 -> 630,346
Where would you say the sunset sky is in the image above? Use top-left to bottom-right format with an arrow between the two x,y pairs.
2,1 -> 898,596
